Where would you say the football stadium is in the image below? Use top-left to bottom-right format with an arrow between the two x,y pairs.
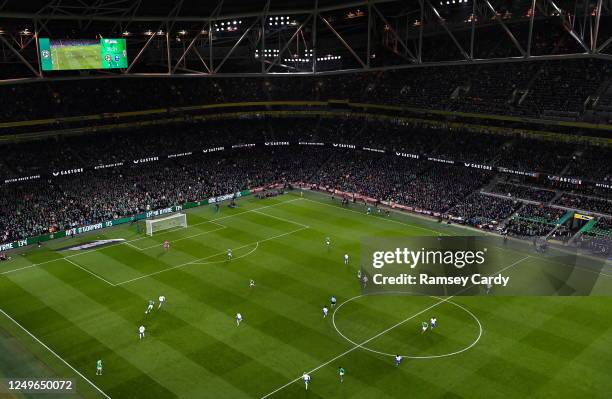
0,1 -> 611,398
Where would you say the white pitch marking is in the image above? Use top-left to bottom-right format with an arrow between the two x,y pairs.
115,227 -> 308,286
123,241 -> 142,251
332,293 -> 482,359
135,226 -> 228,251
0,308 -> 112,399
190,242 -> 260,264
251,210 -> 309,229
0,197 -> 303,276
259,255 -> 530,398
260,297 -> 452,399
301,197 -> 443,235
63,258 -> 117,287
128,198 -> 303,243
303,194 -> 612,278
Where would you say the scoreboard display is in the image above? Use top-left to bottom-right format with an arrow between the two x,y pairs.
39,38 -> 128,71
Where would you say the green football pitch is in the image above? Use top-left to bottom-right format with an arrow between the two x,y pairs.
0,191 -> 611,398
50,45 -> 101,70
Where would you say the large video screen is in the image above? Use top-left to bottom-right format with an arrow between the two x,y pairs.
39,38 -> 128,71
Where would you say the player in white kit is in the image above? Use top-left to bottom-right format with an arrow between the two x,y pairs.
303,373 -> 311,390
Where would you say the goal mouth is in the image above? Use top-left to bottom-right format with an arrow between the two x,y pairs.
145,213 -> 188,236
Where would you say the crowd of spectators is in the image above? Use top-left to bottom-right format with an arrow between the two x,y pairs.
310,151 -> 493,213
494,137 -> 577,174
446,194 -> 521,229
4,116 -> 610,181
0,59 -> 609,124
592,218 -> 612,234
563,150 -> 612,184
0,117 -> 610,247
517,59 -> 607,119
576,234 -> 612,255
576,217 -> 612,255
0,148 -> 493,242
0,121 -> 501,242
0,119 -> 533,177
0,147 -> 327,242
505,203 -> 568,238
505,175 -> 612,201
491,182 -> 557,203
555,194 -> 612,215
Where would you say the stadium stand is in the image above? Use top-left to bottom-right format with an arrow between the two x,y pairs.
1,60 -> 610,123
490,182 -> 557,203
1,116 -> 610,244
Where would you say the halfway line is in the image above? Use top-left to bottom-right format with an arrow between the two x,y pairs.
259,255 -> 530,398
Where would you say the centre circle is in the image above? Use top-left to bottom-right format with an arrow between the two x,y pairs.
332,292 -> 482,359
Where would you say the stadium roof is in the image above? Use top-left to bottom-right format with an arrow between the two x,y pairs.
5,0 -> 403,19
0,0 -> 610,82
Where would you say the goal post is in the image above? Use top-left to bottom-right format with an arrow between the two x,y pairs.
145,213 -> 188,236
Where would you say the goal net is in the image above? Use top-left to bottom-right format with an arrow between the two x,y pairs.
145,213 -> 187,236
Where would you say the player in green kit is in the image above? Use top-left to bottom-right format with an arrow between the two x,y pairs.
421,321 -> 429,334
338,367 -> 345,382
96,359 -> 103,375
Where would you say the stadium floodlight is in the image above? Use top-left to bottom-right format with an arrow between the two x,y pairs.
145,213 -> 188,236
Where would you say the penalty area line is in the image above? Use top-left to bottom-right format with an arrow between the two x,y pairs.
114,226 -> 308,286
0,308 -> 112,399
251,209 -> 309,229
63,258 -> 117,287
134,225 -> 228,251
0,197 -> 303,276
190,242 -> 260,265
